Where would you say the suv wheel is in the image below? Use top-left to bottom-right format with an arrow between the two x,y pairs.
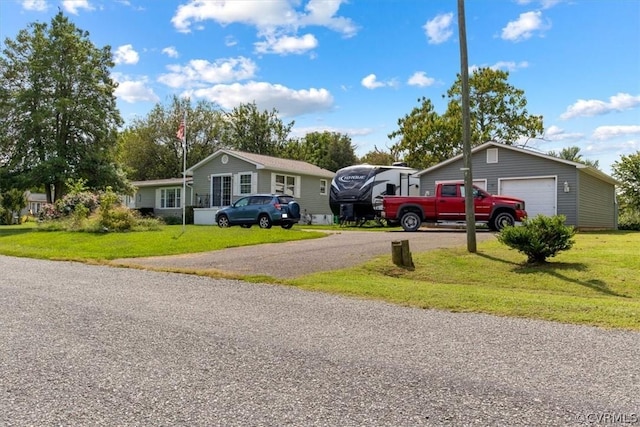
217,214 -> 230,228
258,214 -> 272,229
281,222 -> 293,229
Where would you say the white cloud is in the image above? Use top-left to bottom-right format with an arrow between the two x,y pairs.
62,0 -> 94,15
516,0 -> 563,9
22,0 -> 47,12
255,33 -> 318,55
171,0 -> 357,37
501,11 -> 549,41
158,57 -> 258,88
423,13 -> 454,44
361,74 -> 398,90
114,44 -> 139,65
469,61 -> 529,74
592,125 -> 640,140
407,71 -> 436,87
544,125 -> 583,141
162,46 -> 179,58
190,81 -> 333,117
112,74 -> 159,103
225,36 -> 238,47
291,125 -> 374,138
561,93 -> 640,120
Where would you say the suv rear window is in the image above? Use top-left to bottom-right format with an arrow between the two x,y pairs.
277,196 -> 295,204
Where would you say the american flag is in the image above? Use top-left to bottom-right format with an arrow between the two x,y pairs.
176,119 -> 185,140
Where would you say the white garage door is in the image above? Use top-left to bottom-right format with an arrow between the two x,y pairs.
499,178 -> 556,218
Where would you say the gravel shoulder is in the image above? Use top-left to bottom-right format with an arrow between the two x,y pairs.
112,228 -> 496,278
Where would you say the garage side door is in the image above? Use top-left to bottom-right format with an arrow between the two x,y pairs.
499,178 -> 556,218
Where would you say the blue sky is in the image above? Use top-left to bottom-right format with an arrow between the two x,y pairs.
1,0 -> 639,175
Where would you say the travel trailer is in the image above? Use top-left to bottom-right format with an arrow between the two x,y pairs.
329,163 -> 420,222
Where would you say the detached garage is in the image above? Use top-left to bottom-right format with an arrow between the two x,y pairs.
417,141 -> 619,230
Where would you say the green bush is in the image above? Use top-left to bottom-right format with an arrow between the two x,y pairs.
162,215 -> 182,225
496,214 -> 576,264
618,210 -> 640,231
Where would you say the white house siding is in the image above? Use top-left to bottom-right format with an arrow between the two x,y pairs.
577,170 -> 617,229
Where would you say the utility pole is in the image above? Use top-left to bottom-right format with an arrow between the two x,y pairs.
457,0 -> 477,252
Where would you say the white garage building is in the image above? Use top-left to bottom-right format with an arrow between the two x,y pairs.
417,141 -> 619,230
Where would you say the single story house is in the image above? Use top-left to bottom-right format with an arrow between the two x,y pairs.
187,149 -> 336,225
128,177 -> 194,220
416,141 -> 619,230
21,191 -> 47,217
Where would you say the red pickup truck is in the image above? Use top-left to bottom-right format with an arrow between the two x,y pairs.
377,181 -> 527,232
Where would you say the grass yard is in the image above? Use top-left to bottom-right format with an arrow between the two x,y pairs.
286,231 -> 640,330
0,222 -> 326,261
1,223 -> 638,330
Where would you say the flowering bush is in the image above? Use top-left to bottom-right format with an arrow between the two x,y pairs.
38,203 -> 61,221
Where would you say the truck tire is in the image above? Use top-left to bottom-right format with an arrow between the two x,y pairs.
492,211 -> 515,231
400,212 -> 421,232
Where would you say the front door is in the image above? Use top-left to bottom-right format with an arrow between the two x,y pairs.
211,175 -> 232,207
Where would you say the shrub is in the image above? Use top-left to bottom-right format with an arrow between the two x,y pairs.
618,210 -> 640,231
497,214 -> 576,264
162,215 -> 182,225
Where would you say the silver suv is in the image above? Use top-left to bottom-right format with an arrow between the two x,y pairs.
215,194 -> 301,229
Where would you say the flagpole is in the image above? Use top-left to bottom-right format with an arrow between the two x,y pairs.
182,110 -> 187,232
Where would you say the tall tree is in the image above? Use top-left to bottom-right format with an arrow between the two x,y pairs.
359,146 -> 396,165
0,12 -> 128,202
281,131 -> 357,172
118,96 -> 225,180
446,67 -> 543,146
547,146 -> 599,169
388,97 -> 458,170
611,151 -> 640,213
221,102 -> 293,156
389,68 -> 544,169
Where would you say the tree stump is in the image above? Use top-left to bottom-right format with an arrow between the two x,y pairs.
391,240 -> 414,268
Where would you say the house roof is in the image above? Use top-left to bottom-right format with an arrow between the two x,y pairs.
187,149 -> 336,178
131,177 -> 193,188
416,141 -> 619,185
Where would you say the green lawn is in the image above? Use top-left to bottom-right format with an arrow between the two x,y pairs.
1,223 -> 638,330
0,222 -> 326,261
287,231 -> 640,330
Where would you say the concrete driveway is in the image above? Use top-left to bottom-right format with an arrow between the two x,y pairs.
112,228 -> 496,278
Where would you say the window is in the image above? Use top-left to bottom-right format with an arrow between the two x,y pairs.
239,173 -> 252,195
272,173 -> 299,197
441,185 -> 458,197
487,148 -> 498,163
320,179 -> 327,195
160,187 -> 181,209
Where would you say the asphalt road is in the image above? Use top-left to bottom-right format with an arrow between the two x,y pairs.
111,229 -> 497,278
1,255 -> 639,426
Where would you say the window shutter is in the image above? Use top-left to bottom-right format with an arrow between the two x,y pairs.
294,175 -> 301,198
270,173 -> 276,193
155,189 -> 161,209
251,172 -> 258,194
232,173 -> 239,196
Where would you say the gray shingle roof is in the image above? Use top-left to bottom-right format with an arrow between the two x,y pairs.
189,149 -> 335,178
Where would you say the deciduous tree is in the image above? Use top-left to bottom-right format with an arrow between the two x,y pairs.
389,68 -> 544,169
221,102 -> 293,156
0,12 -> 128,202
118,96 -> 225,180
611,151 -> 640,213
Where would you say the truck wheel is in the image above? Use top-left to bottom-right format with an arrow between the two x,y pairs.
400,212 -> 421,232
492,212 -> 515,231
